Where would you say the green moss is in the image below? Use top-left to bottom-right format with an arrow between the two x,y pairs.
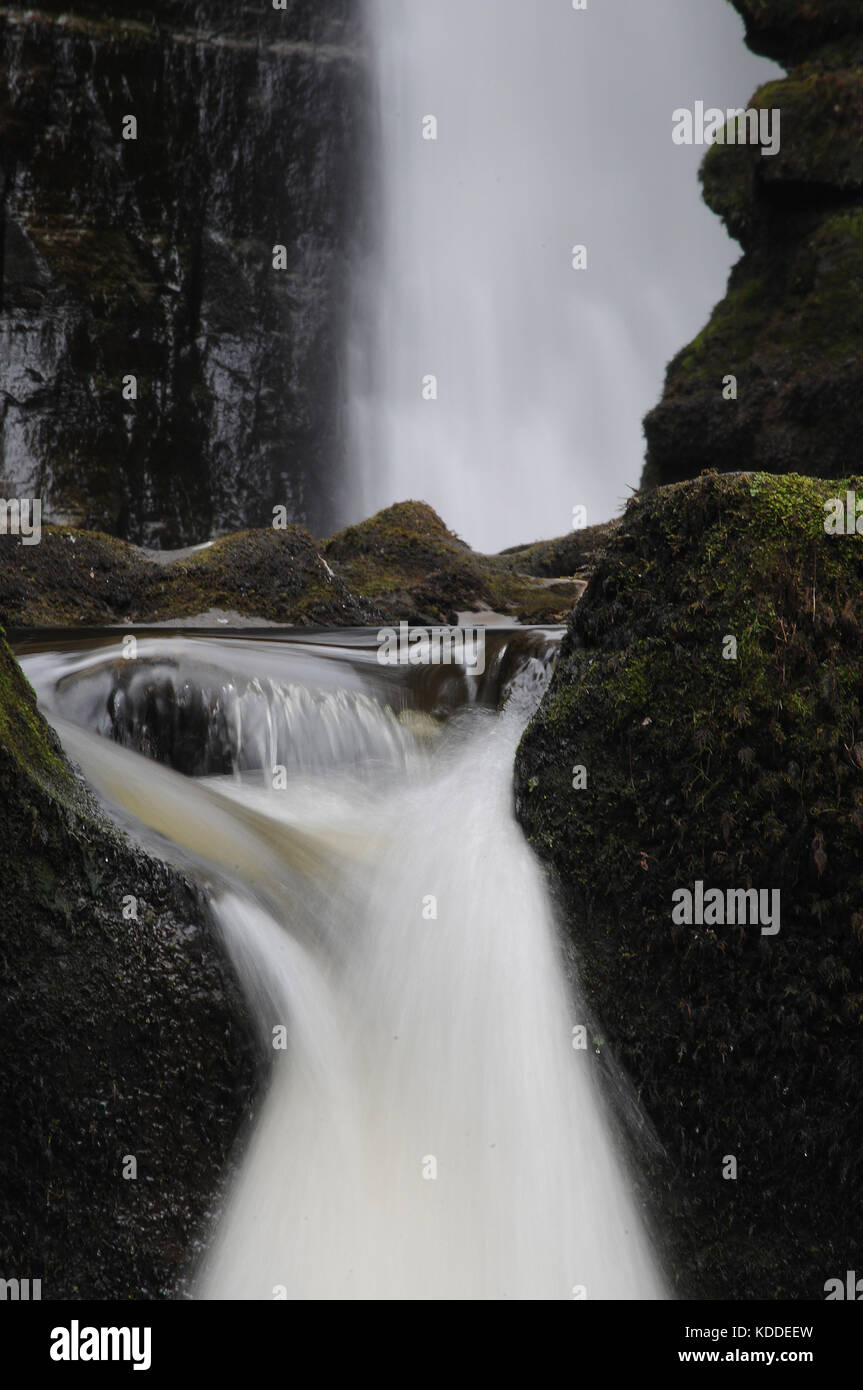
747,470 -> 827,538
0,628 -> 76,799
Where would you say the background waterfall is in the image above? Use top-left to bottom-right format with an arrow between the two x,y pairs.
346,0 -> 779,551
26,632 -> 666,1300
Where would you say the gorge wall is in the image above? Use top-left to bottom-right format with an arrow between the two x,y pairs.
642,0 -> 863,490
0,1 -> 366,546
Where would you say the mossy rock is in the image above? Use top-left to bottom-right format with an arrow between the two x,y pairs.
0,506 -> 586,628
731,0 -> 863,66
497,520 -> 621,579
324,500 -> 583,625
0,629 -> 259,1296
643,6 -> 863,494
643,206 -> 863,488
161,527 -> 382,625
0,524 -> 381,627
0,633 -> 76,800
515,471 -> 863,1299
702,70 -> 863,248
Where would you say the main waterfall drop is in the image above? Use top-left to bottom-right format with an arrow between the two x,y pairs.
24,632 -> 666,1300
346,0 -> 779,551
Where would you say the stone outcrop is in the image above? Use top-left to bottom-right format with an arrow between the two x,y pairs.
515,471 -> 863,1298
641,0 -> 863,491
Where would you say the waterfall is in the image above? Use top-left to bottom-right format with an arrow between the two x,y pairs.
346,0 -> 779,551
25,632 -> 666,1300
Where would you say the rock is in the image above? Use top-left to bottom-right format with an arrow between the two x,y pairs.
0,628 -> 260,1297
0,523 -> 383,626
496,520 -> 621,580
0,503 -> 583,626
0,1 -> 367,545
324,500 -> 579,625
515,471 -> 863,1299
730,1 -> 863,66
641,2 -> 863,491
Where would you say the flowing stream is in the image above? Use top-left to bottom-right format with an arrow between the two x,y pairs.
21,630 -> 666,1300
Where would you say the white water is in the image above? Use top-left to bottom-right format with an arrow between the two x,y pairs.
346,0 -> 779,550
26,636 -> 666,1300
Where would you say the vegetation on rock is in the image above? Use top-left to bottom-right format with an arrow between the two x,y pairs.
515,471 -> 863,1298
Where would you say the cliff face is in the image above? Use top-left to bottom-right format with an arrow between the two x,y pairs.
515,471 -> 863,1299
0,629 -> 260,1297
641,0 -> 863,490
0,1 -> 366,546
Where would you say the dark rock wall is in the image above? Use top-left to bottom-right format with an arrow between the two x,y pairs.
641,0 -> 863,491
0,2 -> 367,546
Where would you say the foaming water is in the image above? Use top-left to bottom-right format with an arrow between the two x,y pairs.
23,631 -> 666,1300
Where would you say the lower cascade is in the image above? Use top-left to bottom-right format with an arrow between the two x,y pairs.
24,630 -> 666,1301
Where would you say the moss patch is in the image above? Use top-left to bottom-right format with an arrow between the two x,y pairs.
0,628 -> 76,799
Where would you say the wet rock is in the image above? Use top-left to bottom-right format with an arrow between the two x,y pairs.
496,520 -> 621,581
0,1 -> 367,545
0,628 -> 260,1297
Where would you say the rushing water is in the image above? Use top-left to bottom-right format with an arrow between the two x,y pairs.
21,630 -> 666,1300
